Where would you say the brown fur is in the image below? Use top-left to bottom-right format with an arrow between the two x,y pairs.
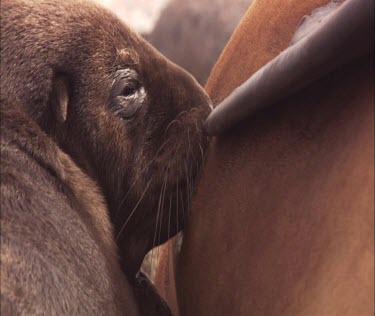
0,0 -> 211,314
1,100 -> 138,314
155,0 -> 374,315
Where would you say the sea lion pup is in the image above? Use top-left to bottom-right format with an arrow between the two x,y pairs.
0,0 -> 211,314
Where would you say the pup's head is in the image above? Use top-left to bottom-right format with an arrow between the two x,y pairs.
1,0 -> 211,275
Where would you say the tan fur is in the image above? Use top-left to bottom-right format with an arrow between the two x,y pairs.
155,0 -> 374,315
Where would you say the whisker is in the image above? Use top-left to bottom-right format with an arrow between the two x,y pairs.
150,162 -> 169,279
116,177 -> 153,241
198,143 -> 204,165
179,187 -> 186,227
158,147 -> 175,245
187,129 -> 191,159
176,180 -> 179,236
168,194 -> 172,241
164,118 -> 180,137
184,159 -> 190,225
157,143 -> 179,245
153,163 -> 169,249
115,137 -> 172,217
187,164 -> 195,217
149,140 -> 181,275
187,107 -> 199,114
156,170 -> 168,268
195,118 -> 200,135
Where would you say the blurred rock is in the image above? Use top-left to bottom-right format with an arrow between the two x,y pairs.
94,0 -> 171,33
146,0 -> 253,85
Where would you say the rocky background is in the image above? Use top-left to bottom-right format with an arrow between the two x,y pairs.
94,0 -> 253,85
146,0 -> 252,84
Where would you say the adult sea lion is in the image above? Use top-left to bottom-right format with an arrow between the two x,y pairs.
0,0 -> 211,314
173,0 -> 374,315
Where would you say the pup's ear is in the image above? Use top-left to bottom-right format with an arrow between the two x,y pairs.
50,75 -> 69,123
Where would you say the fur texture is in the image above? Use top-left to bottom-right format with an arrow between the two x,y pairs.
1,0 -> 211,313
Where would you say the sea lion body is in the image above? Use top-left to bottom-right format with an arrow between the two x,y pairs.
1,101 -> 138,315
0,0 -> 210,314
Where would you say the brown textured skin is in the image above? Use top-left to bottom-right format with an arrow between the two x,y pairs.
155,0 -> 374,315
1,0 -> 210,314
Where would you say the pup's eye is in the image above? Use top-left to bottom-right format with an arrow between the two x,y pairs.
110,68 -> 146,120
121,82 -> 138,97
